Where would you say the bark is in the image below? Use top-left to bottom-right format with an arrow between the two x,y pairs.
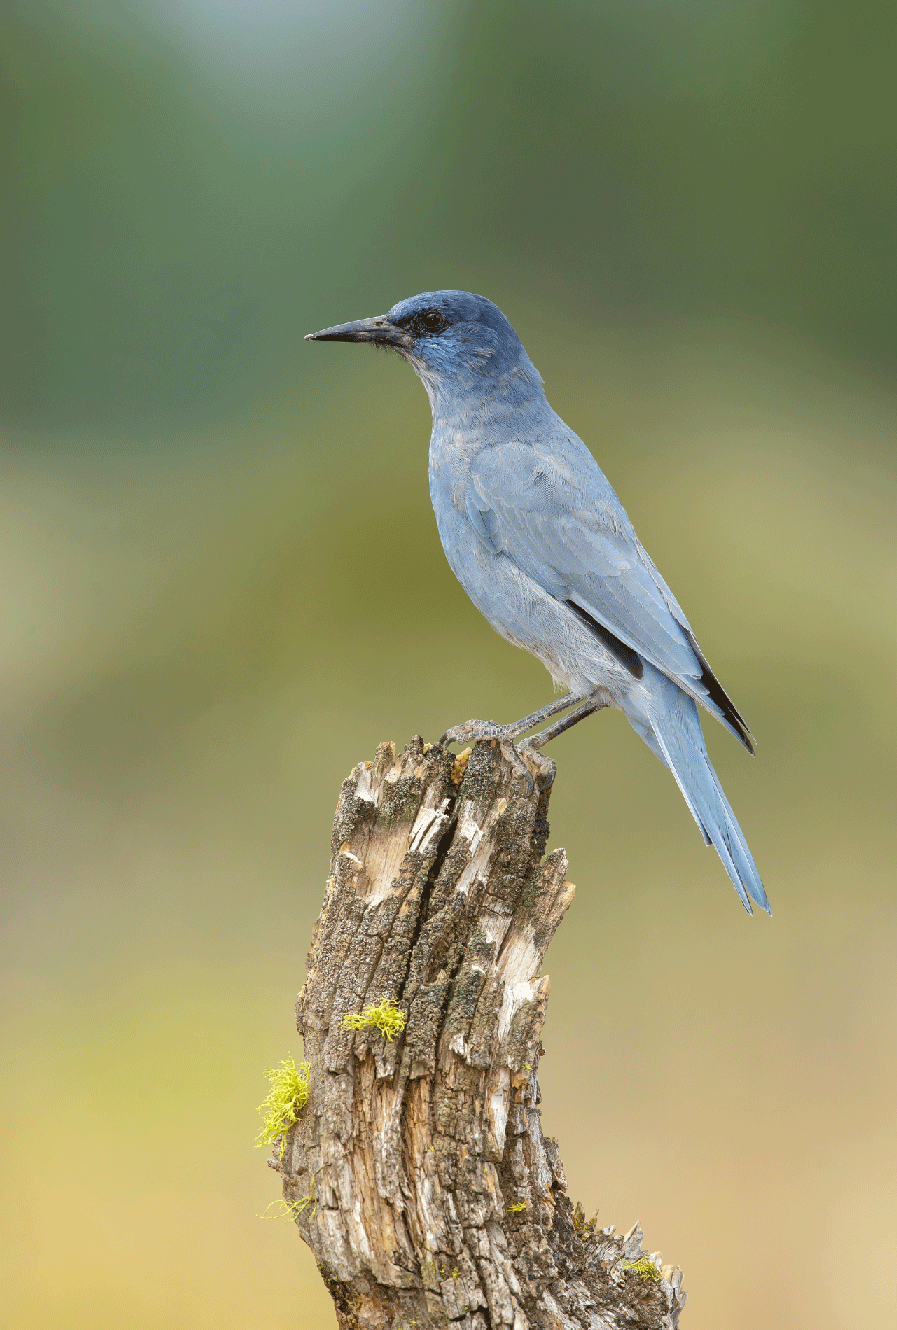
270,735 -> 686,1329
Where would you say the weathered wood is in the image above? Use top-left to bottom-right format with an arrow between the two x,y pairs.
269,735 -> 686,1329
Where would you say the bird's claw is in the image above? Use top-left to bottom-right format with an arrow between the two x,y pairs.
498,738 -> 534,795
519,740 -> 557,789
439,719 -> 504,746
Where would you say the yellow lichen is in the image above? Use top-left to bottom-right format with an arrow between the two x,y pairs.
450,747 -> 472,785
622,1257 -> 662,1282
571,1201 -> 598,1241
507,1201 -> 527,1213
255,1054 -> 310,1159
259,1195 -> 315,1222
342,997 -> 406,1041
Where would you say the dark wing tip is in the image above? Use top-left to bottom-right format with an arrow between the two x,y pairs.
704,668 -> 754,754
685,629 -> 754,753
703,664 -> 755,753
565,600 -> 644,680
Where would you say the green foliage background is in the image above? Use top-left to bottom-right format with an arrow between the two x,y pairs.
2,4 -> 895,1327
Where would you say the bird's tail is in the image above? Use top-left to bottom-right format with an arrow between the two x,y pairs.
625,674 -> 770,915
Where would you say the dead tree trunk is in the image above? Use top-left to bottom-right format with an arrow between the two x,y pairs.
269,735 -> 686,1329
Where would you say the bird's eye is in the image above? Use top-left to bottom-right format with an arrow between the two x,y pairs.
401,308 -> 450,338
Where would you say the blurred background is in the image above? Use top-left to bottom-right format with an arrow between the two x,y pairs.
2,2 -> 895,1326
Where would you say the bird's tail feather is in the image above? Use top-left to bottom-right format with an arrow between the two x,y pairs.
629,683 -> 770,915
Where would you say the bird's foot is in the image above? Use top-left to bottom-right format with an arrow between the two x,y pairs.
517,740 -> 557,788
439,718 -> 508,745
496,738 -> 535,795
440,720 -> 554,796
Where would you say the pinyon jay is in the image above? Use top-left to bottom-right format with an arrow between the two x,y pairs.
307,291 -> 769,915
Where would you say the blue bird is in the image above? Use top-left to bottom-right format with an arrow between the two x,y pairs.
307,291 -> 769,914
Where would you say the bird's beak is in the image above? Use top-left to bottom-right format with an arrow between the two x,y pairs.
304,314 -> 408,348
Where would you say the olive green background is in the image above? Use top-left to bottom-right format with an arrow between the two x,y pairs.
2,3 -> 895,1327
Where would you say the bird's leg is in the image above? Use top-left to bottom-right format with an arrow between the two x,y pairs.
440,694 -> 589,797
439,693 -> 585,748
519,693 -> 609,751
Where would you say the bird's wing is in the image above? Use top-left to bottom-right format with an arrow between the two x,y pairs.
466,438 -> 752,745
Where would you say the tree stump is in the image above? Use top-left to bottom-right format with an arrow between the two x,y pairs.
269,735 -> 686,1329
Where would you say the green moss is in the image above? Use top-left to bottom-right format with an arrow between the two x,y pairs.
255,1054 -> 310,1159
507,1201 -> 527,1213
342,997 -> 406,1041
622,1256 -> 662,1283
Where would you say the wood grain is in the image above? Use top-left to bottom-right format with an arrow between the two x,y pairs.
268,735 -> 685,1329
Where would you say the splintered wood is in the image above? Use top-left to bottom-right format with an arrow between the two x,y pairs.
272,736 -> 685,1329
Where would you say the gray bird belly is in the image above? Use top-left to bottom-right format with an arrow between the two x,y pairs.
437,508 -> 636,703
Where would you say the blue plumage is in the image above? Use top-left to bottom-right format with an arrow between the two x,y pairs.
307,291 -> 769,914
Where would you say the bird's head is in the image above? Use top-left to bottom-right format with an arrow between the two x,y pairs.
305,290 -> 542,405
